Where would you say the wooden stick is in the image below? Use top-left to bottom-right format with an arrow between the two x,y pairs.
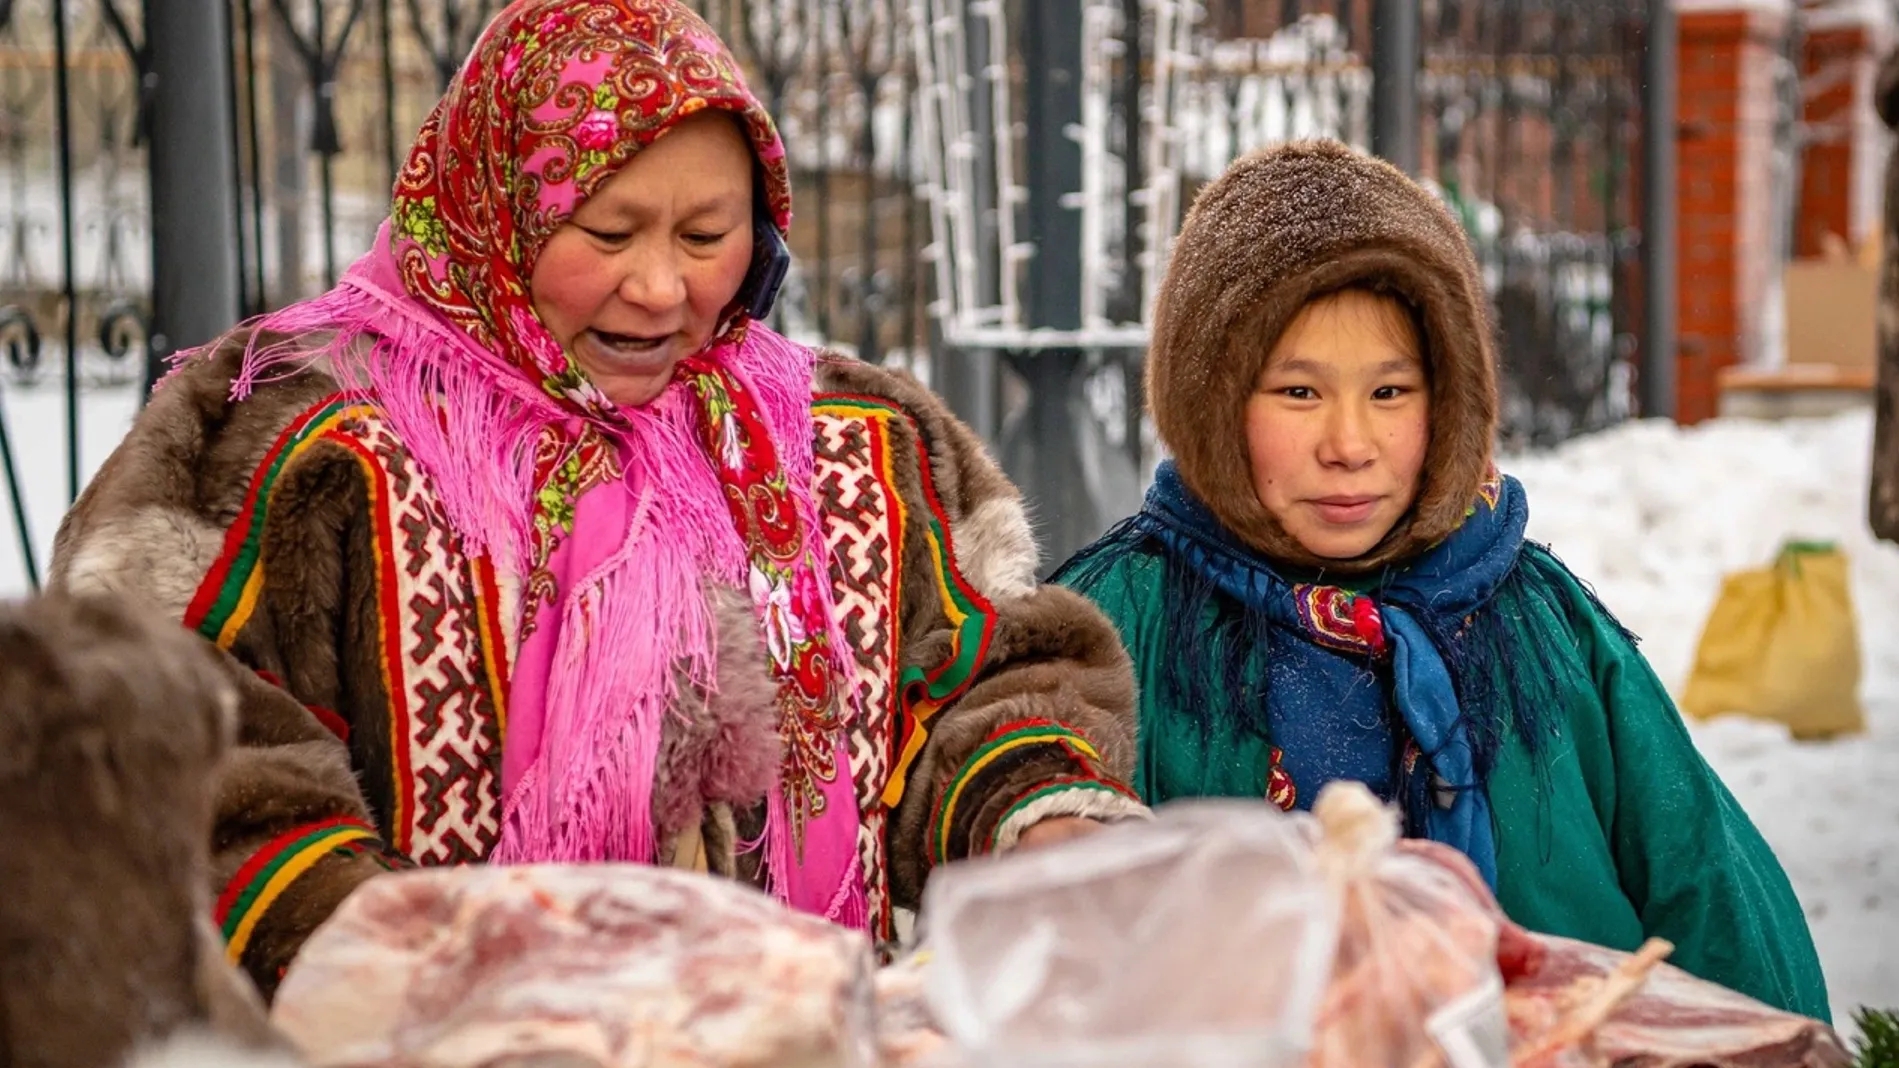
1511,939 -> 1675,1066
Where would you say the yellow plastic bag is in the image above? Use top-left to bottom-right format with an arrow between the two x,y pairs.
1680,540 -> 1865,739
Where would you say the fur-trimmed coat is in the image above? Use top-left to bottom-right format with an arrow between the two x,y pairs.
49,336 -> 1144,999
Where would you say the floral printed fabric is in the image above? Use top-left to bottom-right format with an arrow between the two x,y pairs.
388,0 -> 792,416
682,355 -> 850,835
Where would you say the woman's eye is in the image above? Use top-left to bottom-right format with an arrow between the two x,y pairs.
683,230 -> 728,248
1279,386 -> 1316,401
580,225 -> 629,243
1372,385 -> 1413,401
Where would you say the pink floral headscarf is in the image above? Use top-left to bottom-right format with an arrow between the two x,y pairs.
388,0 -> 792,418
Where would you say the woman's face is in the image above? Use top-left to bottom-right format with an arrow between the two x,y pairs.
1244,288 -> 1431,561
529,113 -> 757,408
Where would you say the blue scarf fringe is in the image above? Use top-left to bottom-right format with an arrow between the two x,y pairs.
1053,464 -> 1639,881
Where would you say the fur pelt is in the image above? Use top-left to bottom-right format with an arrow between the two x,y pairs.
1145,139 -> 1500,573
0,593 -> 287,1068
653,584 -> 783,863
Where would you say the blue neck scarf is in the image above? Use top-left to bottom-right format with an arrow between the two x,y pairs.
1100,461 -> 1530,887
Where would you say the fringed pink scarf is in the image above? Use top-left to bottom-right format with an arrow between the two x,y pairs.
224,228 -> 866,926
198,0 -> 866,927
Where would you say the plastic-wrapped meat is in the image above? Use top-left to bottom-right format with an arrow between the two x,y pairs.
270,864 -> 877,1068
1394,838 -> 1849,1068
918,797 -> 1341,1067
1306,788 -> 1512,1068
1503,936 -> 1850,1068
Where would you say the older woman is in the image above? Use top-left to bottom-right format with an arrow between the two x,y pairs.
51,0 -> 1142,999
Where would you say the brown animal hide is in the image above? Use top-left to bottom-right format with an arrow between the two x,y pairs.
0,593 -> 286,1068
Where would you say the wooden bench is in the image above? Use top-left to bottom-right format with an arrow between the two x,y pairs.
1717,363 -> 1876,420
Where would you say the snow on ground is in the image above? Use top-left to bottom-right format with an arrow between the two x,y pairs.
2,381 -> 1893,1027
1503,408 -> 1899,1028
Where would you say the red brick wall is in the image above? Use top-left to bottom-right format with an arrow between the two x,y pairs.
1675,4 -> 1790,423
1795,14 -> 1887,257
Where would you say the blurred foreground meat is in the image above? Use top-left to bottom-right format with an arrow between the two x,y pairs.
265,783 -> 1847,1068
271,865 -> 877,1068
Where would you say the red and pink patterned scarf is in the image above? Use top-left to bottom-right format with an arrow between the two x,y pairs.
218,0 -> 865,925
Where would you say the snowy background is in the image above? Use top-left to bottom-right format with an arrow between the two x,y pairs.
1501,409 -> 1899,1031
1,380 -> 1893,1029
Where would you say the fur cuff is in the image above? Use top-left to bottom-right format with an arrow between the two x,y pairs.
929,718 -> 1139,865
991,783 -> 1153,854
215,817 -> 399,999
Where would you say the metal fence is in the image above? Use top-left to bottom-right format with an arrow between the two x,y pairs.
1180,0 -> 1654,448
1,0 -> 1668,588
0,0 -> 153,590
210,0 -> 931,364
1432,0 -> 1656,447
0,1 -> 148,394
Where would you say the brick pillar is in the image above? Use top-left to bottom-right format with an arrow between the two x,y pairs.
1675,0 -> 1791,424
1795,5 -> 1894,258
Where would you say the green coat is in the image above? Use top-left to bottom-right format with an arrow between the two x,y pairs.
1059,541 -> 1831,1021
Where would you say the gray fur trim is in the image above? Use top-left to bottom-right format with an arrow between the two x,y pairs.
950,496 -> 1039,599
652,584 -> 782,848
53,508 -> 226,619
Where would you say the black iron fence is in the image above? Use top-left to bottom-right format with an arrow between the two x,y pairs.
1184,0 -> 1653,448
1,0 -> 1670,590
1422,0 -> 1653,448
208,0 -> 929,362
0,2 -> 148,392
0,0 -> 153,591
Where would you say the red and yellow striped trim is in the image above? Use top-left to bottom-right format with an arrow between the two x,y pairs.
813,394 -> 996,809
184,396 -> 369,648
322,431 -> 416,852
471,554 -> 512,738
931,718 -> 1106,864
214,817 -> 378,965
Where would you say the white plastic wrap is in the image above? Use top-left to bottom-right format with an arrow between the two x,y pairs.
1304,784 -> 1508,1068
918,798 -> 1341,1067
910,781 -> 1848,1068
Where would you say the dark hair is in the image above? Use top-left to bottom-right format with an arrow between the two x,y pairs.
1282,283 -> 1433,384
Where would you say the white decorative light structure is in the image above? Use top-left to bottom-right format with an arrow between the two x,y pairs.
906,0 -> 1370,350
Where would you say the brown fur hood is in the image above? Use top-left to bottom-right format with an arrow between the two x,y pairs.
1145,139 -> 1500,573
